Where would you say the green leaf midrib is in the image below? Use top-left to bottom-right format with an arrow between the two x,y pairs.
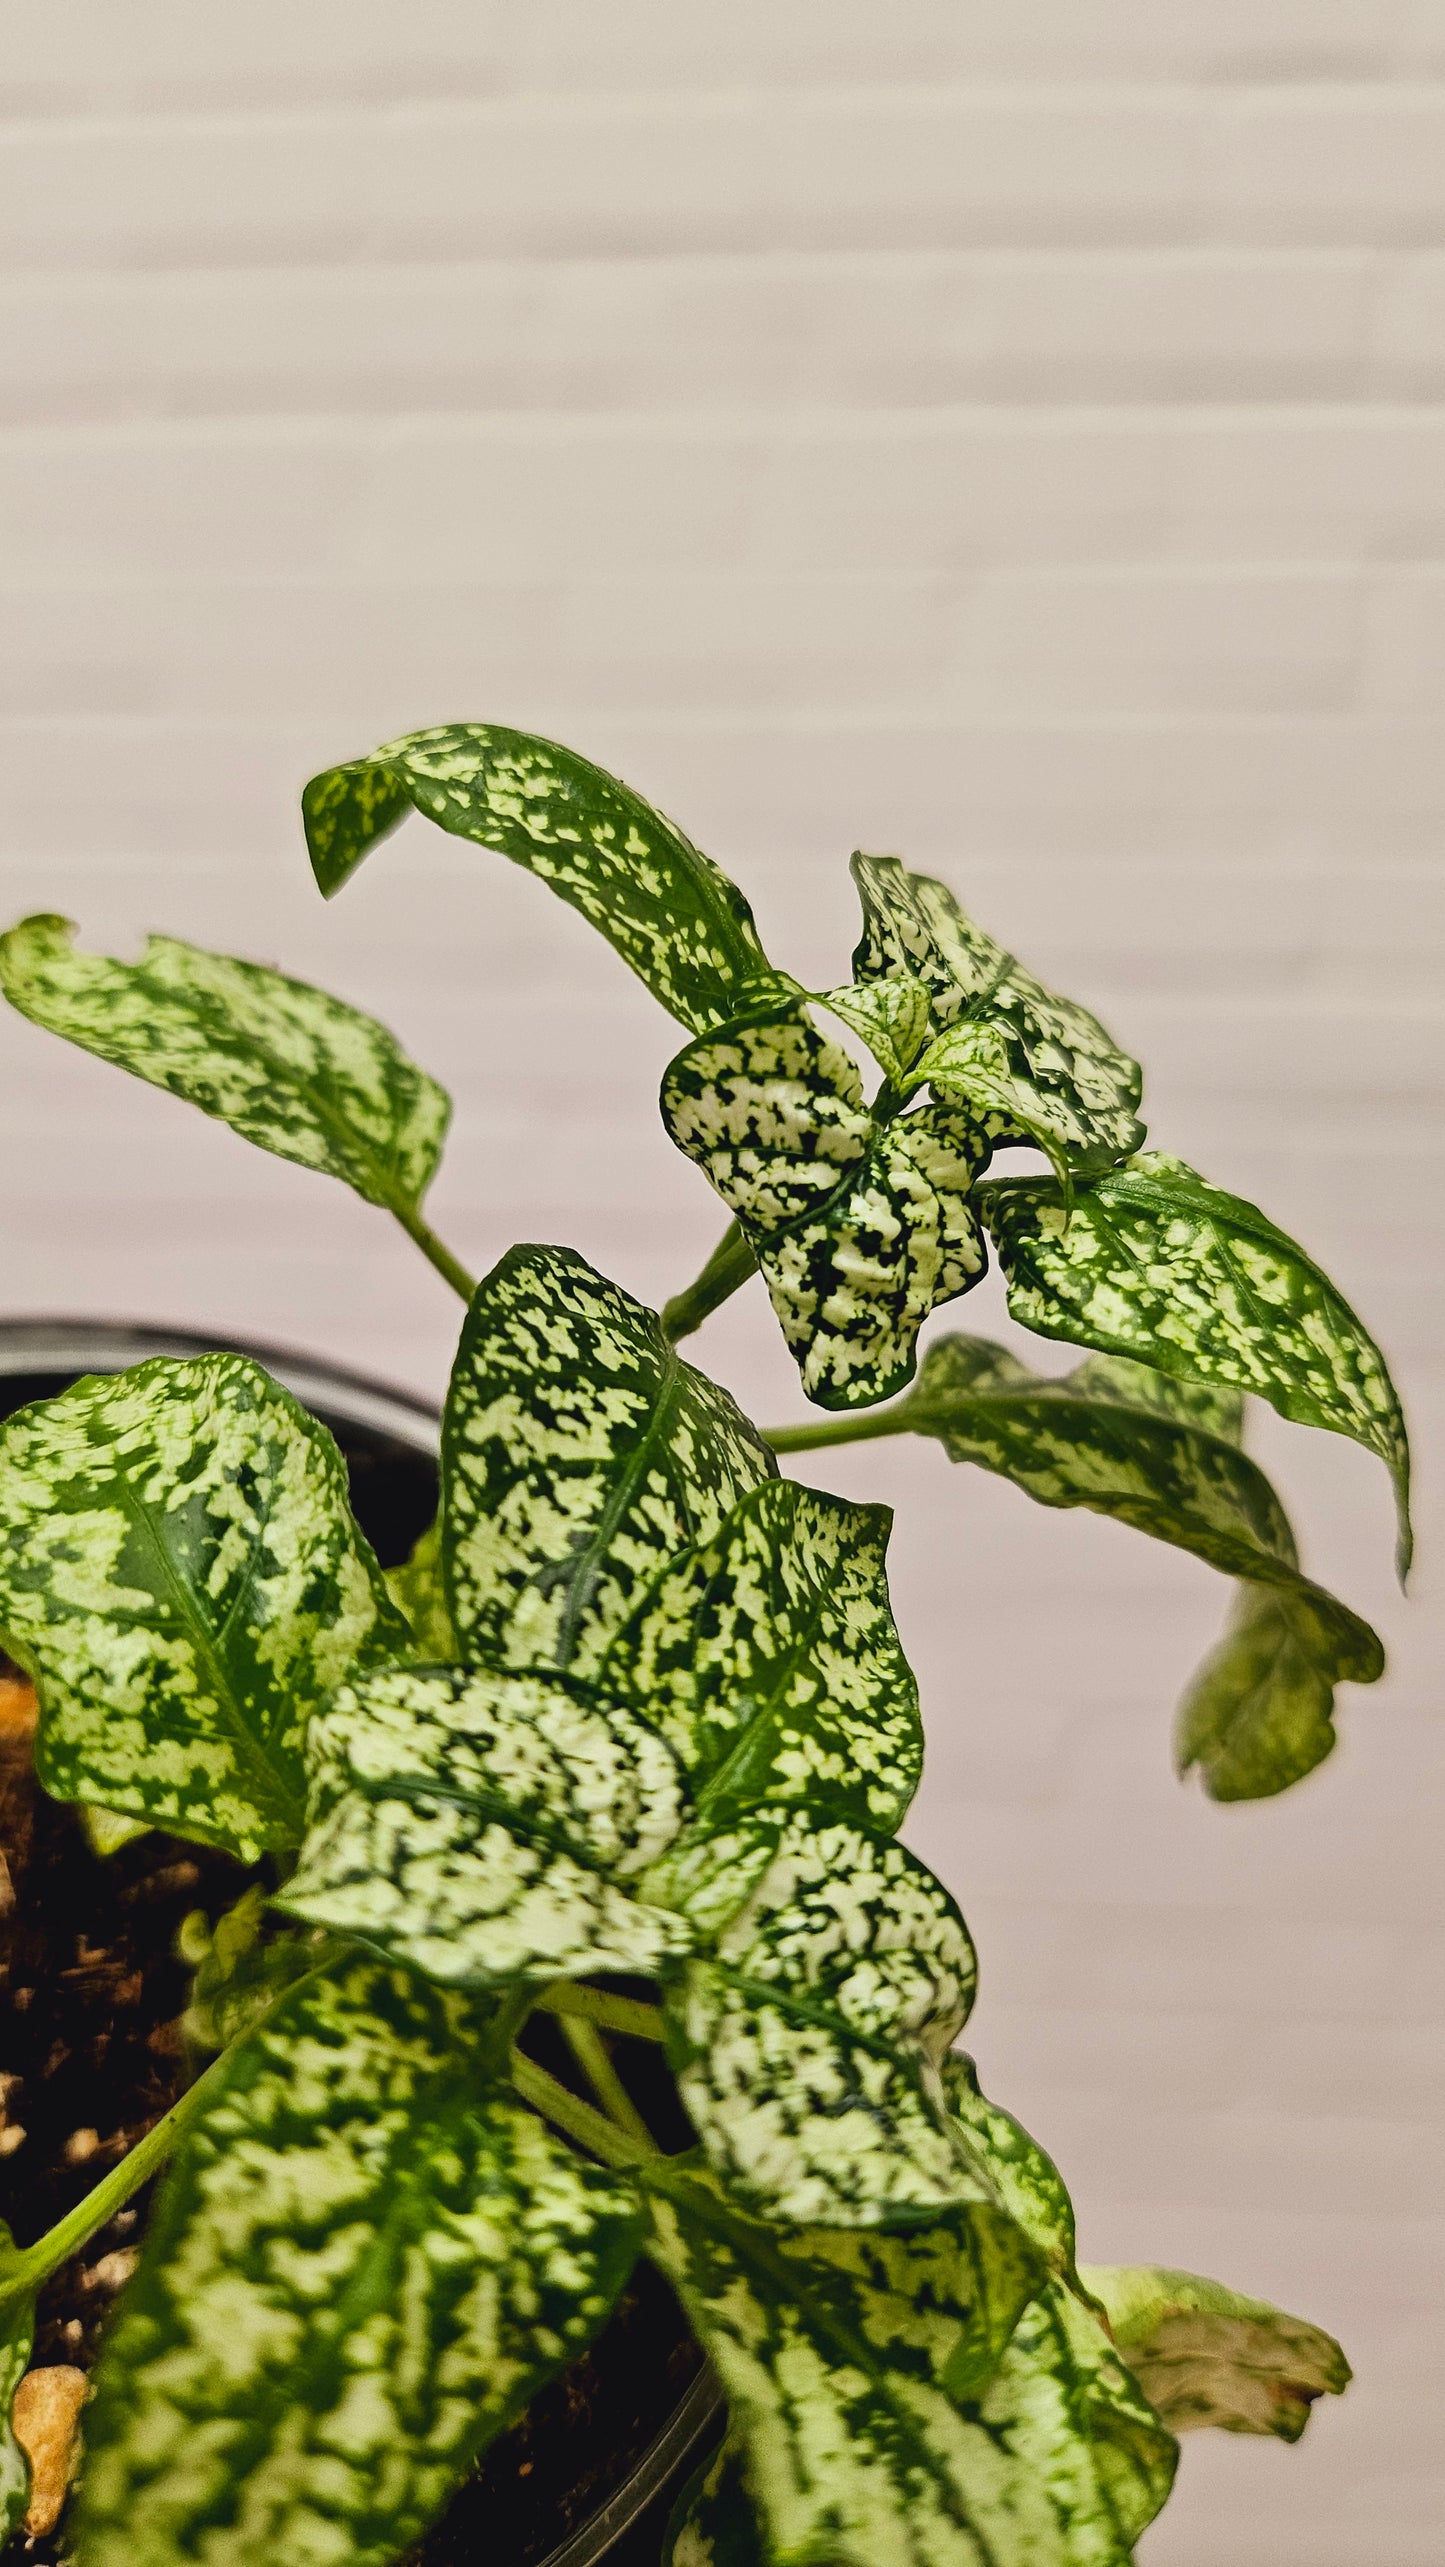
113,1473 -> 302,1835
323,1766 -> 644,1884
549,1352 -> 689,1668
688,1960 -> 959,2093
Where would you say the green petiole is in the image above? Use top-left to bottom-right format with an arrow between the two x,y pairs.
661,1220 -> 758,1344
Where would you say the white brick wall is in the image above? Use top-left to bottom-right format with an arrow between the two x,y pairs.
1,12 -> 1441,2561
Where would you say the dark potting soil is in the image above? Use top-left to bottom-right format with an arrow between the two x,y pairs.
0,1364 -> 708,2566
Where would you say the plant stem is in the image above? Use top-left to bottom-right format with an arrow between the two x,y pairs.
661,1221 -> 757,1344
559,2018 -> 659,2154
1,2045 -> 234,2307
392,1202 -> 478,1305
764,1406 -> 911,1455
509,2051 -> 651,2171
534,1983 -> 664,2043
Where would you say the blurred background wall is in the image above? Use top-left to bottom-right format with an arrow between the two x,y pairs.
1,10 -> 1441,2560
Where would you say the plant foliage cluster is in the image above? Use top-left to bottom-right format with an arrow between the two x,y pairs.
0,725 -> 1401,2565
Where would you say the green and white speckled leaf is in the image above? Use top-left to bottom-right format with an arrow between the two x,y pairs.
179,1886 -> 326,2056
655,1811 -> 985,2227
600,1479 -> 921,1833
279,1666 -> 693,1989
661,1010 -> 991,1409
942,2054 -> 1078,2288
1077,2265 -> 1350,2442
816,974 -> 933,1086
0,2277 -> 36,2548
665,2442 -> 763,2567
384,1518 -> 458,1659
441,1245 -> 774,1678
901,1336 -> 1383,1685
0,1356 -> 409,1860
851,856 -> 1144,1175
982,1155 -> 1412,1575
916,1019 -> 1077,1192
0,914 -> 450,1217
73,1954 -> 644,2567
1175,1582 -> 1367,1801
303,723 -> 789,1036
646,2163 -> 1169,2567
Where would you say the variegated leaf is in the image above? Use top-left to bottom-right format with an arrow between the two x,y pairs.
985,2283 -> 1176,2560
646,2163 -> 1168,2567
665,2442 -> 762,2567
1175,1583 -> 1367,1801
851,855 -> 1145,1174
655,1811 -> 984,2227
0,2276 -> 36,2548
74,1955 -> 644,2567
279,1666 -> 693,1989
0,914 -> 449,1218
900,1336 -> 1383,1685
661,1009 -> 991,1409
1077,2265 -> 1350,2442
0,1356 -> 409,1860
441,1245 -> 774,1678
942,2054 -> 1078,2288
303,722 -> 789,1036
981,1155 -> 1412,1575
916,1019 -> 1076,1191
600,1479 -> 921,1833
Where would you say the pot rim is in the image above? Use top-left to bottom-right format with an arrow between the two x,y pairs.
0,1312 -> 722,2567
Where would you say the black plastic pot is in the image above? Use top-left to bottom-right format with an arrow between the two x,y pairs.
0,1319 -> 719,2567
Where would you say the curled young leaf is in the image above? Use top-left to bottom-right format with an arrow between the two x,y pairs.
279,1666 -> 693,1989
0,1356 -> 409,1860
304,722 -> 789,1036
902,1335 -> 1383,1688
442,1245 -> 774,1679
662,1009 -> 990,1408
851,855 -> 1145,1174
981,1157 -> 1412,1576
383,1517 -> 458,1659
657,1811 -> 983,2227
0,914 -> 450,1219
178,1886 -> 323,2056
815,973 -> 933,1086
646,2162 -> 1166,2567
1077,2264 -> 1350,2441
601,1478 -> 922,1834
74,1955 -> 645,2567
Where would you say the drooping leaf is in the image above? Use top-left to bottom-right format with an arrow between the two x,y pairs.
441,1245 -> 774,1679
900,1335 -> 1383,1683
646,2162 -> 1168,2567
851,855 -> 1145,1174
601,1479 -> 921,1834
303,723 -> 790,1036
0,1356 -> 410,1860
654,1811 -> 985,2228
383,1517 -> 457,1658
1077,2264 -> 1350,2441
942,2054 -> 1078,2287
816,973 -> 933,1086
74,1954 -> 644,2567
0,914 -> 450,1219
981,1155 -> 1411,1575
662,1009 -> 990,1408
1176,1583 -> 1364,1801
279,1666 -> 693,1989
0,2271 -> 36,2548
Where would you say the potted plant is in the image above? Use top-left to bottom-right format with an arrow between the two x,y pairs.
0,724 -> 1402,2567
